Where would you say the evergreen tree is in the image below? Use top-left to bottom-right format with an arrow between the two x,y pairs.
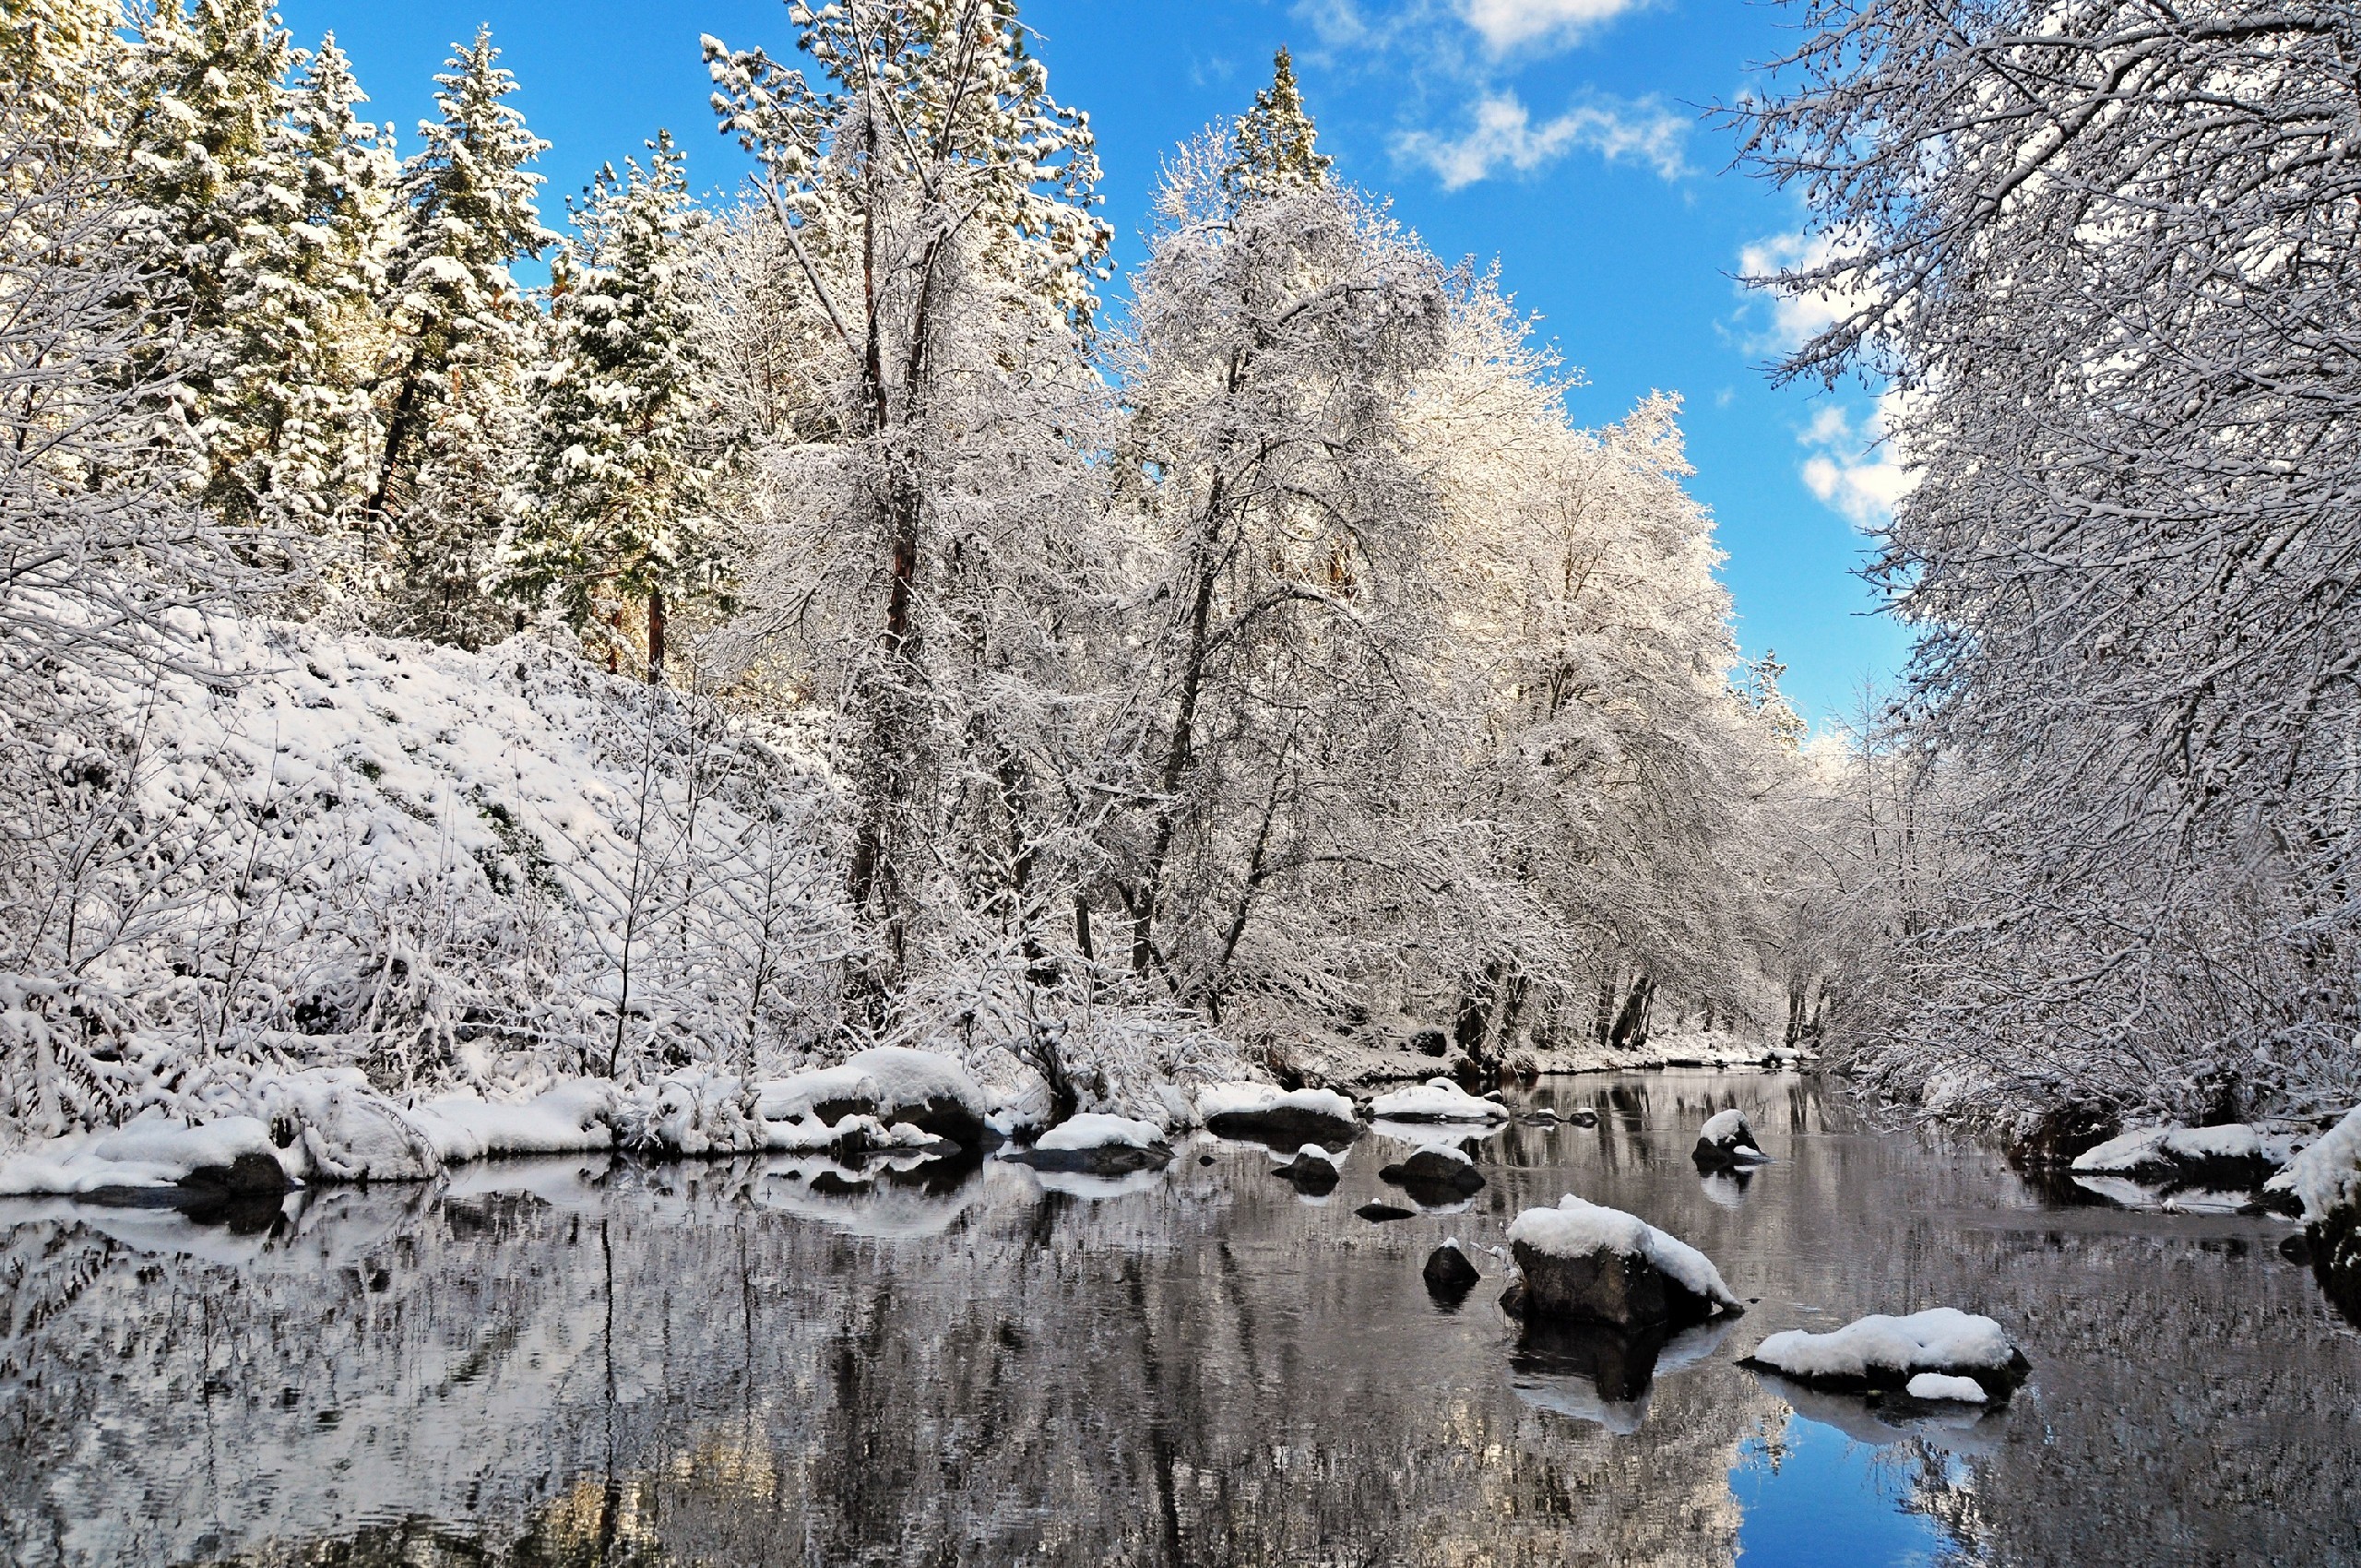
369,25 -> 550,647
507,131 -> 734,682
207,34 -> 397,532
1222,46 -> 1331,200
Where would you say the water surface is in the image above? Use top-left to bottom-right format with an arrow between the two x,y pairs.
3,1072 -> 2355,1566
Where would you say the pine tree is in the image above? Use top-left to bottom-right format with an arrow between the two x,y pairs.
1222,46 -> 1331,200
506,131 -> 734,682
206,34 -> 397,532
368,25 -> 550,647
119,0 -> 295,486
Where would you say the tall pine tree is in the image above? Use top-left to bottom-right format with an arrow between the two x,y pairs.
506,131 -> 734,682
368,25 -> 549,647
1223,46 -> 1331,200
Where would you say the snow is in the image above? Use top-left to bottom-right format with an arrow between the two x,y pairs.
1701,1109 -> 1750,1144
1906,1372 -> 1988,1403
1035,1113 -> 1167,1153
0,1113 -> 290,1196
1277,1142 -> 1341,1168
406,1082 -> 620,1163
2070,1122 -> 2294,1174
754,1047 -> 990,1127
1504,1194 -> 1739,1310
1196,1081 -> 1358,1124
1370,1077 -> 1507,1123
2276,1105 -> 2361,1222
1749,1308 -> 2019,1382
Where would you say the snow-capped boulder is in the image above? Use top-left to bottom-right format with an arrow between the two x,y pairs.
1741,1307 -> 2031,1399
1271,1142 -> 1342,1193
1423,1239 -> 1481,1299
2272,1105 -> 2361,1322
1198,1082 -> 1360,1147
2071,1123 -> 2299,1192
1380,1144 -> 1485,1204
1003,1113 -> 1173,1176
1567,1106 -> 1600,1129
1904,1372 -> 1988,1404
1691,1108 -> 1769,1171
1503,1194 -> 1743,1330
755,1047 -> 991,1150
1370,1077 -> 1510,1124
0,1113 -> 296,1206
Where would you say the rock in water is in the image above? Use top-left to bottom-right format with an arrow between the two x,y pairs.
1692,1108 -> 1768,1171
1566,1107 -> 1599,1129
1740,1307 -> 2032,1399
1356,1201 -> 1415,1223
1003,1113 -> 1174,1176
1272,1145 -> 1341,1194
1380,1146 -> 1485,1206
1423,1241 -> 1481,1301
1503,1195 -> 1742,1330
1198,1083 -> 1362,1148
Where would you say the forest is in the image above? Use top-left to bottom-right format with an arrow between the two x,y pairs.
1,0 -> 2355,1162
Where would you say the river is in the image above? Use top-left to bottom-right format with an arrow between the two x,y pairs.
2,1071 -> 2355,1566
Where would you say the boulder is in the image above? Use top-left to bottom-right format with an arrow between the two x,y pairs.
1503,1195 -> 1742,1331
1566,1107 -> 1599,1129
1199,1084 -> 1362,1149
1380,1146 -> 1485,1206
1739,1308 -> 2032,1400
1271,1145 -> 1341,1194
761,1047 -> 992,1151
1003,1113 -> 1173,1177
2072,1123 -> 2302,1196
1422,1241 -> 1481,1302
1356,1201 -> 1415,1223
1691,1109 -> 1768,1171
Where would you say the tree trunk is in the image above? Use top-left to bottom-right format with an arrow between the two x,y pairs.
646,588 -> 666,684
1608,974 -> 1654,1051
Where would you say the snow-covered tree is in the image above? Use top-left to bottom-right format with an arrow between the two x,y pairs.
1736,0 -> 2361,1130
507,132 -> 735,682
368,25 -> 550,647
705,0 -> 1111,1001
1223,45 -> 1331,198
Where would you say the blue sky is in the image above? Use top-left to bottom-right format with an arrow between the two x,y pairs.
278,0 -> 1907,726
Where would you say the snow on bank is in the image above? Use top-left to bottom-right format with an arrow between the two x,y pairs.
1370,1077 -> 1507,1123
2272,1105 -> 2361,1222
1506,1194 -> 1740,1312
1747,1309 -> 2023,1387
0,1114 -> 287,1196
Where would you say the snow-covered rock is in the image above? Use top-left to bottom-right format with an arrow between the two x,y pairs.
2072,1122 -> 2299,1190
1380,1144 -> 1485,1203
1370,1077 -> 1509,1124
407,1082 -> 621,1164
755,1047 -> 991,1149
1422,1238 -> 1481,1298
1503,1194 -> 1742,1329
1271,1142 -> 1343,1193
2269,1105 -> 2361,1224
1692,1108 -> 1769,1170
1742,1307 -> 2031,1398
248,1069 -> 441,1182
1198,1081 -> 1360,1146
1003,1112 -> 1173,1175
0,1113 -> 294,1199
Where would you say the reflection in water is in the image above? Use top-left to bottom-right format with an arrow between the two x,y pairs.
0,1072 -> 2355,1567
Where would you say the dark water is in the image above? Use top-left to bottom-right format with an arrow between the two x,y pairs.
3,1073 -> 2356,1568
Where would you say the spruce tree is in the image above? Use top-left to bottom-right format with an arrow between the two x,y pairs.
1223,46 -> 1331,200
368,25 -> 550,647
506,131 -> 733,682
208,34 -> 397,532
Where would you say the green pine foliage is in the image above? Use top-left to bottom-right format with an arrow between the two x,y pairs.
506,131 -> 737,681
1223,46 -> 1331,200
367,25 -> 551,647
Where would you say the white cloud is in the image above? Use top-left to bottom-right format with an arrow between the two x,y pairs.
1398,91 -> 1687,189
1459,0 -> 1650,51
1738,230 -> 1871,354
1797,392 -> 1916,529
